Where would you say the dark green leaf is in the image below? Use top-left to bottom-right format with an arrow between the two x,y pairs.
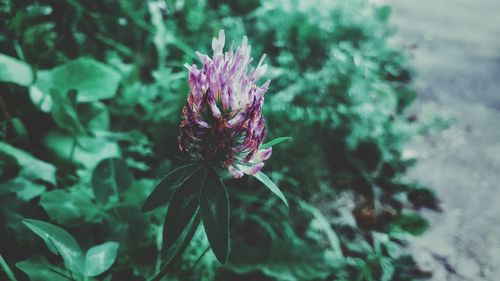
91,158 -> 133,206
107,205 -> 153,250
408,187 -> 440,211
0,194 -> 41,246
199,168 -> 230,263
0,53 -> 34,86
10,118 -> 28,141
16,255 -> 71,281
141,163 -> 200,212
229,240 -> 344,281
261,136 -> 292,149
253,171 -> 288,208
85,242 -> 119,277
0,148 -> 19,181
163,167 -> 207,251
389,213 -> 429,236
50,88 -> 87,135
0,117 -> 28,143
23,219 -> 84,274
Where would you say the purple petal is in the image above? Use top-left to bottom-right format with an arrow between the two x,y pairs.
254,147 -> 272,162
212,30 -> 225,55
236,162 -> 264,175
228,165 -> 244,178
207,94 -> 221,118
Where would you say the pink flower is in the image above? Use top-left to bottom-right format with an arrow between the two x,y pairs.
179,30 -> 272,178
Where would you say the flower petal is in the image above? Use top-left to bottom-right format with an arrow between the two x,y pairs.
254,147 -> 272,162
228,165 -> 244,178
236,162 -> 264,175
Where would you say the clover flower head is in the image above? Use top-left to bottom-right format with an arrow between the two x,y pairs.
179,30 -> 272,178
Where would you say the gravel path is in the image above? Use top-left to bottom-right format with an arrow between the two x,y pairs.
386,1 -> 500,280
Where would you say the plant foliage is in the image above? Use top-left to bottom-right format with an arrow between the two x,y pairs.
0,0 -> 440,280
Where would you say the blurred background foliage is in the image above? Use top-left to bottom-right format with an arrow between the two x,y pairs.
0,0 -> 445,280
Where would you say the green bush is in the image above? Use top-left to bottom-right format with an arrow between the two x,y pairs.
0,0 -> 438,280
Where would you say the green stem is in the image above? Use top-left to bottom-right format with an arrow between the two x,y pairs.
155,225 -> 163,273
68,137 -> 77,163
149,214 -> 201,281
13,40 -> 26,62
0,254 -> 18,281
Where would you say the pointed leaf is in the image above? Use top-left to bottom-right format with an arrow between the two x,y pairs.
200,168 -> 230,263
141,163 -> 200,212
163,167 -> 207,251
261,136 -> 291,149
85,242 -> 119,277
23,219 -> 84,274
253,172 -> 288,208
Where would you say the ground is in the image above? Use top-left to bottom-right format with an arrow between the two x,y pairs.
386,0 -> 500,280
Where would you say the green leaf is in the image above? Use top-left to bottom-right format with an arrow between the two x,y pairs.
40,189 -> 99,227
16,255 -> 71,281
253,171 -> 288,208
380,257 -> 395,281
389,213 -> 429,236
141,163 -> 200,212
408,187 -> 440,210
199,168 -> 230,264
229,240 -> 344,281
0,141 -> 56,185
375,5 -> 392,22
261,136 -> 291,149
30,71 -> 53,112
297,199 -> 343,257
23,219 -> 84,275
30,58 -> 121,112
78,102 -> 110,133
43,130 -> 120,169
2,177 -> 46,201
85,242 -> 119,277
50,88 -> 87,135
0,117 -> 28,142
163,167 -> 207,251
53,58 -> 121,102
0,147 -> 19,181
91,158 -> 133,206
0,53 -> 34,86
107,205 -> 153,250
